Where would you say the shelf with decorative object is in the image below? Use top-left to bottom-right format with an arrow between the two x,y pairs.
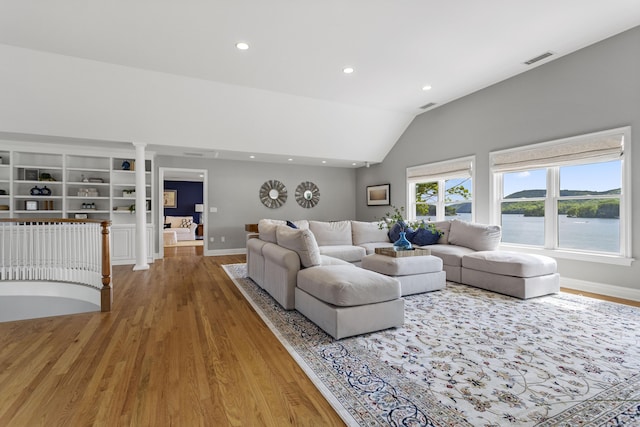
64,154 -> 113,221
0,144 -> 155,264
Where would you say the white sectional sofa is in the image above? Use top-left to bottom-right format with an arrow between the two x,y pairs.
246,218 -> 559,338
247,218 -> 503,308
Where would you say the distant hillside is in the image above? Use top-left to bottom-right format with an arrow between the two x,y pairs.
448,202 -> 471,213
505,189 -> 620,198
500,188 -> 620,218
436,189 -> 620,219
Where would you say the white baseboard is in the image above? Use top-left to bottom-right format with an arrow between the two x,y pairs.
205,248 -> 247,257
155,248 -> 247,258
561,277 -> 640,302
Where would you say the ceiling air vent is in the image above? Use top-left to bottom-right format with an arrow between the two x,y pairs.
183,151 -> 204,157
420,102 -> 437,110
524,51 -> 554,65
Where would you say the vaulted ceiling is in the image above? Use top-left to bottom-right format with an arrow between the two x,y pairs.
1,1 -> 639,167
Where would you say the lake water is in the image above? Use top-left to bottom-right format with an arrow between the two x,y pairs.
419,213 -> 620,253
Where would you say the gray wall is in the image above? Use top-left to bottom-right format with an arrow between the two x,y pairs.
156,156 -> 356,251
357,26 -> 640,291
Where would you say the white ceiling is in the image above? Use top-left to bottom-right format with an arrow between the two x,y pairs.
1,1 -> 639,167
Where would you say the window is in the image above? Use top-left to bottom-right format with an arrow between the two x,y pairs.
491,127 -> 630,263
407,157 -> 474,222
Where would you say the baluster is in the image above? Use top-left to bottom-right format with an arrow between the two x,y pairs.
0,219 -> 113,312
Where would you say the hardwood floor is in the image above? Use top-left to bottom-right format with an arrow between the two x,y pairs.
0,254 -> 345,426
560,287 -> 640,307
2,252 -> 638,427
163,242 -> 204,257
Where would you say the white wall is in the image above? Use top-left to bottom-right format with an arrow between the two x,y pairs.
357,26 -> 640,295
0,44 -> 412,163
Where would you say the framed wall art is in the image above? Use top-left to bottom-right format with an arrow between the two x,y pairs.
366,184 -> 390,206
163,190 -> 177,208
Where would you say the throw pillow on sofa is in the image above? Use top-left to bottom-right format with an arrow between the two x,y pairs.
411,227 -> 441,246
258,219 -> 285,243
448,219 -> 502,251
181,218 -> 193,228
309,220 -> 352,246
276,225 -> 322,267
351,221 -> 390,245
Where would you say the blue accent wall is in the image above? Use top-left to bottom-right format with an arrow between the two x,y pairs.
163,181 -> 204,223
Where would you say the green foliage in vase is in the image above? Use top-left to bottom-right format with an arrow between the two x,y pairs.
377,205 -> 442,237
378,205 -> 407,230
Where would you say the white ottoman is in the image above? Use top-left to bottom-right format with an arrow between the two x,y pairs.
295,265 -> 404,339
163,230 -> 178,246
461,251 -> 559,299
361,254 -> 446,296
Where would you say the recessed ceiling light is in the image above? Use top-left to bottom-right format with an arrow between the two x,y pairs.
236,42 -> 249,50
352,162 -> 357,166
342,67 -> 354,74
322,160 -> 327,164
249,155 -> 255,159
422,85 -> 432,91
288,158 -> 293,161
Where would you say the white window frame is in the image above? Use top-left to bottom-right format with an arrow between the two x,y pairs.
490,127 -> 632,266
406,156 -> 475,222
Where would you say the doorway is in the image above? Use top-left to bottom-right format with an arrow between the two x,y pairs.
158,167 -> 207,259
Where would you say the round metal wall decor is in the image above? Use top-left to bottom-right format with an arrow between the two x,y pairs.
259,179 -> 287,208
295,181 -> 320,208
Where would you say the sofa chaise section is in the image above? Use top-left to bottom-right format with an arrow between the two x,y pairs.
295,265 -> 404,339
461,251 -> 560,299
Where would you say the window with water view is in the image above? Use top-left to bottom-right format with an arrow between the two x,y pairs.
493,127 -> 628,257
408,157 -> 474,222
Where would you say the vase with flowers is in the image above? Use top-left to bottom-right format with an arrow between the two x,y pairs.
377,205 -> 412,250
378,205 -> 442,251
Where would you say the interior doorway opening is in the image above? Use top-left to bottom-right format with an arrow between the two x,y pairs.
158,167 -> 207,259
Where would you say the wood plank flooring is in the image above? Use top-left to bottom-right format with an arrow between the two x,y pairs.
0,254 -> 345,426
560,287 -> 640,307
1,250 -> 638,426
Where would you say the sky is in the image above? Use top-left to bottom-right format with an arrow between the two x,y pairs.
503,160 -> 621,197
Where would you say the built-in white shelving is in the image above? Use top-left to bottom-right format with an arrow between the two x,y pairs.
0,146 -> 155,264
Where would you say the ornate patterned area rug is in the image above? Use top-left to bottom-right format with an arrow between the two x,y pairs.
222,264 -> 640,427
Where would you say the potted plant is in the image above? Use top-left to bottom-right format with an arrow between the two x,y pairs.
378,205 -> 441,250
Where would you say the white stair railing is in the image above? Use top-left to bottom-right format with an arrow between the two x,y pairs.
0,219 -> 112,311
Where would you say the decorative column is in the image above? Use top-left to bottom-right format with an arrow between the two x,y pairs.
133,142 -> 149,271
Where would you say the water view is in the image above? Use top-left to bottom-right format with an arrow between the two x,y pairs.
501,214 -> 620,253
419,213 -> 620,253
412,159 -> 622,254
